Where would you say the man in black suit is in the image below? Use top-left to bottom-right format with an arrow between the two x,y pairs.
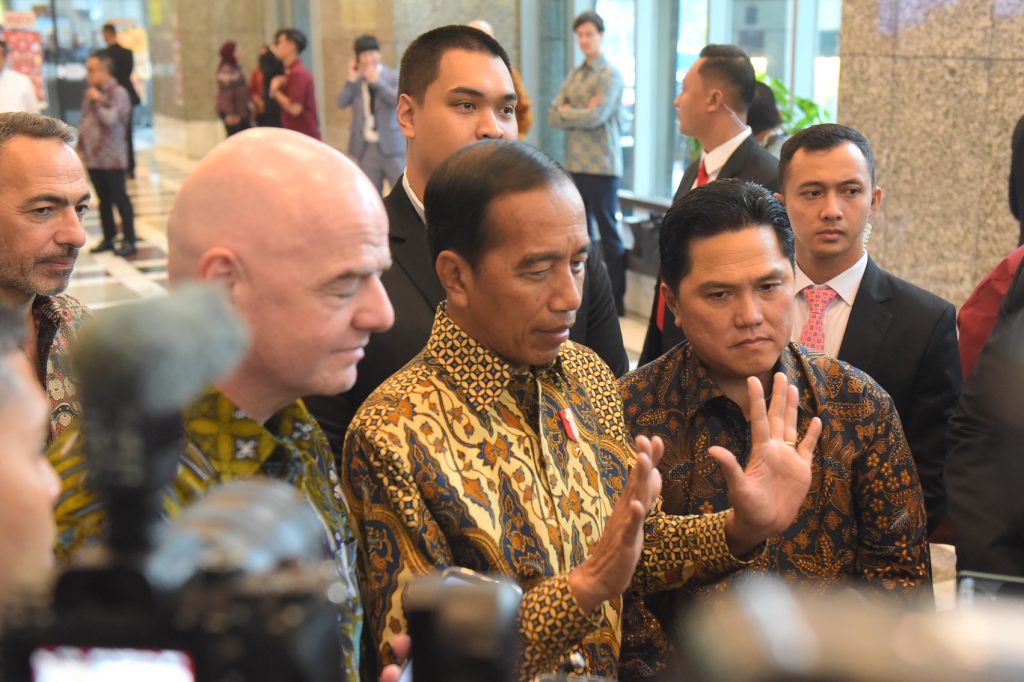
777,123 -> 961,535
946,257 -> 1024,574
102,23 -> 140,178
304,25 -> 627,454
639,44 -> 778,365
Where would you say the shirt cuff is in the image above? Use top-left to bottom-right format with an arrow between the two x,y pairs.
518,573 -> 603,680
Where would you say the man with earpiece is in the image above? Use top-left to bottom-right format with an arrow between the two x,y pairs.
639,44 -> 779,365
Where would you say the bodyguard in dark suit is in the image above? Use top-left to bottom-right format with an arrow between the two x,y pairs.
778,124 -> 961,535
946,257 -> 1024,574
101,23 -> 140,177
336,35 -> 404,193
304,25 -> 627,455
640,45 -> 779,364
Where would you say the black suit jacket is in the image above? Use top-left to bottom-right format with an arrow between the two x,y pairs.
1010,115 -> 1024,245
837,257 -> 961,533
639,135 -> 780,364
946,258 -> 1024,573
304,179 -> 629,455
104,43 -> 140,105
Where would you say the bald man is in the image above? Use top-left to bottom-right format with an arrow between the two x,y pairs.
49,128 -> 394,682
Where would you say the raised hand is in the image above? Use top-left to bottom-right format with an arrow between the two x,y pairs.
709,373 -> 821,556
568,435 -> 664,613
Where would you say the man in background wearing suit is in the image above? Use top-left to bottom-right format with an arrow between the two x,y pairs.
639,44 -> 778,365
336,35 -> 404,194
303,25 -> 627,455
101,23 -> 140,178
777,123 -> 961,537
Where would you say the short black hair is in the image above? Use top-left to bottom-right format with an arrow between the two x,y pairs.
573,10 -> 605,33
425,139 -> 574,267
779,123 -> 876,188
748,81 -> 781,135
399,25 -> 511,103
354,34 -> 380,56
102,23 -> 116,34
698,44 -> 756,114
660,179 -> 794,290
274,28 -> 307,54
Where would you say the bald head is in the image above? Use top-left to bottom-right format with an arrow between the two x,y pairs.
168,128 -> 384,280
166,127 -> 394,421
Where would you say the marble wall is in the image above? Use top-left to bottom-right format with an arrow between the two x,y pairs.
148,0 -> 524,159
839,0 -> 1024,306
148,0 -> 270,157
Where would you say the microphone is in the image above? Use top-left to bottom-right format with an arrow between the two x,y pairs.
72,283 -> 250,553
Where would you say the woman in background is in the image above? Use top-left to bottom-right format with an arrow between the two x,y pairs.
216,40 -> 250,136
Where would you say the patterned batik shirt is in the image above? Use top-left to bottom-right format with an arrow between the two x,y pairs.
343,305 -> 756,681
77,77 -> 131,169
49,388 -> 363,682
31,293 -> 89,444
547,54 -> 624,177
617,342 -> 931,682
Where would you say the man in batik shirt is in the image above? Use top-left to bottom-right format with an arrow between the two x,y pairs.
0,112 -> 91,444
50,128 -> 394,682
617,179 -> 930,682
343,140 -> 823,681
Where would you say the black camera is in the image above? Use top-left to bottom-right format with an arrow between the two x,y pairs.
1,287 -> 347,682
1,479 -> 345,682
402,567 -> 522,682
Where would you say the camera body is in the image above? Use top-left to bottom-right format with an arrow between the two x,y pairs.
1,480 -> 346,682
2,561 -> 341,681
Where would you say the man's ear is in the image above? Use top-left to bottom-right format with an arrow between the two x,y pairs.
435,249 -> 473,309
197,247 -> 242,299
660,279 -> 684,331
396,93 -> 417,140
870,185 -> 883,214
774,191 -> 786,207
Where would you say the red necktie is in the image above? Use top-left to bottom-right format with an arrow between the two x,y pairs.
695,159 -> 709,188
799,285 -> 838,352
656,159 -> 710,332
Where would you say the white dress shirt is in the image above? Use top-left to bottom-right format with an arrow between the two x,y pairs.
791,251 -> 869,358
401,170 -> 426,223
691,126 -> 752,190
0,68 -> 40,114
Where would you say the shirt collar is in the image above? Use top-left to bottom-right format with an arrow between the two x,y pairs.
183,387 -> 321,468
702,126 -> 752,178
794,251 -> 868,305
675,342 -> 810,421
426,303 -> 569,413
402,171 -> 426,223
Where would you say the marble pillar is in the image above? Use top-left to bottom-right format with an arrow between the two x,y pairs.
839,0 -> 1024,306
148,0 -> 269,158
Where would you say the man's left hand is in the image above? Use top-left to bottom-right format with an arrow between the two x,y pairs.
710,373 -> 821,556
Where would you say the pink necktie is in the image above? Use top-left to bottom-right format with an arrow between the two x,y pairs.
799,285 -> 838,352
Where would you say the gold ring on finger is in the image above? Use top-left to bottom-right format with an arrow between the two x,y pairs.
783,440 -> 797,447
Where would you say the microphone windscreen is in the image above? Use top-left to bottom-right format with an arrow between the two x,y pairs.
72,284 -> 250,416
